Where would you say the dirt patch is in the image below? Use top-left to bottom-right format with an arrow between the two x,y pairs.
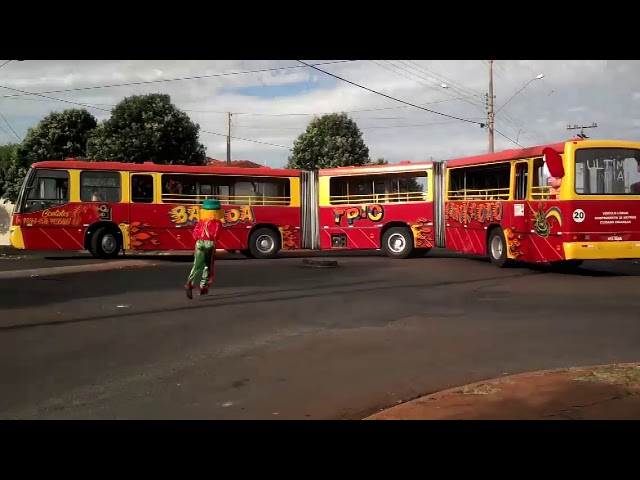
364,363 -> 640,420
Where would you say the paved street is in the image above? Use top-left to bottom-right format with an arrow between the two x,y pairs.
1,249 -> 639,419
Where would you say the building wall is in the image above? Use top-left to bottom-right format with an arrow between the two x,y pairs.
0,202 -> 14,246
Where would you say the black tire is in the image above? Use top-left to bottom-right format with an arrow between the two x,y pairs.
487,228 -> 512,268
248,228 -> 280,259
381,227 -> 413,259
90,226 -> 121,259
240,249 -> 255,258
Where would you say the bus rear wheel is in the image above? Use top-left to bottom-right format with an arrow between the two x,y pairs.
487,228 -> 512,268
249,228 -> 280,259
382,227 -> 413,259
90,226 -> 121,259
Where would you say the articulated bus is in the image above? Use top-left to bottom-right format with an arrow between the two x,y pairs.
434,137 -> 640,268
9,159 -> 302,259
298,162 -> 434,258
9,138 -> 640,267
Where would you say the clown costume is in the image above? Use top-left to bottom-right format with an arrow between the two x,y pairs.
185,198 -> 223,299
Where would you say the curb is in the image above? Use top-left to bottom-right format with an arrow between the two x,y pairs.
0,259 -> 158,280
362,362 -> 640,420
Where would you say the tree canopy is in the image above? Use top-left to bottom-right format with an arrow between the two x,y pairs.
286,113 -> 370,170
86,93 -> 207,165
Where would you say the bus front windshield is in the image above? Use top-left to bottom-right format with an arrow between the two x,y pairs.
574,148 -> 640,195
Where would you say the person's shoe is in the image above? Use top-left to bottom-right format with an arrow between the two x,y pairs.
185,284 -> 193,299
199,287 -> 209,296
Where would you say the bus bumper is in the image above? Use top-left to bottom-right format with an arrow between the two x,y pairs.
9,226 -> 25,250
563,241 -> 640,260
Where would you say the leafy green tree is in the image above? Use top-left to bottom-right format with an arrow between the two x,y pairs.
86,93 -> 206,165
286,113 -> 370,170
1,109 -> 98,203
17,108 -> 98,165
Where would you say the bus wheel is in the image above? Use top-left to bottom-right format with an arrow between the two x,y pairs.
487,228 -> 511,268
249,228 -> 280,259
382,227 -> 413,259
90,226 -> 121,259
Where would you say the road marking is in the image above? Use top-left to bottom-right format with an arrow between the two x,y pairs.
0,260 -> 157,280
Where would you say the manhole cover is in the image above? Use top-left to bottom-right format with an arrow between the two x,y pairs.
300,259 -> 339,268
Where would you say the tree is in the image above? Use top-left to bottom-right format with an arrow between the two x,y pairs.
0,144 -> 24,203
86,93 -> 206,165
1,109 -> 98,203
17,108 -> 98,165
286,112 -> 370,170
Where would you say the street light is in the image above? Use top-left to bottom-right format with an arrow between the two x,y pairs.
495,74 -> 545,114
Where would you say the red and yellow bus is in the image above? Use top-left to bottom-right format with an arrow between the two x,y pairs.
9,137 -> 640,267
298,162 -> 435,258
9,159 -> 302,259
435,137 -> 640,268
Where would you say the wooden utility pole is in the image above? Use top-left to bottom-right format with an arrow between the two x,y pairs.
487,60 -> 495,153
226,112 -> 232,165
567,122 -> 597,139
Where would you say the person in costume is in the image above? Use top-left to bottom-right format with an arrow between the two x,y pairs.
185,198 -> 223,299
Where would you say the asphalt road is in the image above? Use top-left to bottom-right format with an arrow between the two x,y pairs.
1,250 -> 640,420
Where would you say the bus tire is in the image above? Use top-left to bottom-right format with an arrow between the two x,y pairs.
487,228 -> 511,268
249,228 -> 280,259
90,226 -> 121,259
382,227 -> 413,259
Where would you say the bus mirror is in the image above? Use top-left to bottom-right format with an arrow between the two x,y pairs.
542,147 -> 564,178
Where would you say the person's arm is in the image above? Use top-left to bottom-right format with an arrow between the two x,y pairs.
192,221 -> 203,240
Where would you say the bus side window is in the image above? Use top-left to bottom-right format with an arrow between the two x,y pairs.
131,175 -> 154,203
514,162 -> 528,200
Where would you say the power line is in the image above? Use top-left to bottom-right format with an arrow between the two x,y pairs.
0,110 -> 21,141
0,60 -> 356,99
0,83 -> 111,112
201,130 -> 291,150
296,60 -> 485,127
0,60 -> 12,70
495,128 -> 523,148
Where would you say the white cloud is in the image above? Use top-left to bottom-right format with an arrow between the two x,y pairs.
1,59 -> 640,167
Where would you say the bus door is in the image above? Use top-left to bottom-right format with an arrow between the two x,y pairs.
508,161 -> 530,260
127,172 -> 158,250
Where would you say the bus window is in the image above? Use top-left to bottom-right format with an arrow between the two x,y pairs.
232,177 -> 290,206
131,174 -> 154,203
514,162 -> 528,201
23,169 -> 69,213
329,172 -> 427,205
448,162 -> 510,201
80,171 -> 121,203
531,158 -> 550,199
574,148 -> 640,195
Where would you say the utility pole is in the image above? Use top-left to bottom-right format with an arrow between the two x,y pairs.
487,60 -> 495,153
567,122 -> 597,139
226,112 -> 232,165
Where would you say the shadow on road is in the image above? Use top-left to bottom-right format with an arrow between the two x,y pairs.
0,271 -> 539,331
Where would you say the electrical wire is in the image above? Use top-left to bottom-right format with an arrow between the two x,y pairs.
295,60 -> 485,127
1,60 -> 356,99
200,130 -> 291,150
0,110 -> 21,141
0,83 -> 111,112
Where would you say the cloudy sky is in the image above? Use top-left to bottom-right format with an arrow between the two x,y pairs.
0,60 -> 638,167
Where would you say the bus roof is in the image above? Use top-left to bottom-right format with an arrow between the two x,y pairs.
319,160 -> 433,177
30,159 -> 300,178
443,140 -> 575,169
